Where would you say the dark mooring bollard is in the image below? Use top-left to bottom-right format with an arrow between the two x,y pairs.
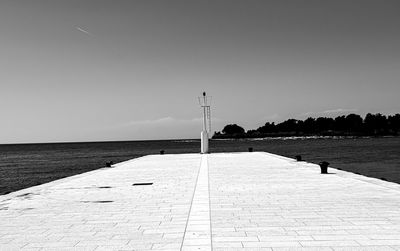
105,161 -> 114,167
295,155 -> 302,161
319,161 -> 329,174
248,147 -> 253,152
160,150 -> 165,155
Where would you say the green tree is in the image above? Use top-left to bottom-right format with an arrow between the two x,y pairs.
222,124 -> 245,135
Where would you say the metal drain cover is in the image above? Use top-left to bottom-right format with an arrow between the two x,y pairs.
132,183 -> 153,186
81,200 -> 114,203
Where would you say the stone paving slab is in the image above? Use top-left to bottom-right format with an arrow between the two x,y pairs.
1,152 -> 400,250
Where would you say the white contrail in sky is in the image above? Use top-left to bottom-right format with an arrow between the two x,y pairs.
75,26 -> 92,36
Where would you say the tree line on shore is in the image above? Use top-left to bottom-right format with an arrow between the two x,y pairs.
212,113 -> 400,139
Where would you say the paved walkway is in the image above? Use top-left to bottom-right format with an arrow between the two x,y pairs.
1,152 -> 400,250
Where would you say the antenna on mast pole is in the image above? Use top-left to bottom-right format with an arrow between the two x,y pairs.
198,92 -> 212,153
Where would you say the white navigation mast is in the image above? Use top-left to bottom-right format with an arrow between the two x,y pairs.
198,92 -> 211,153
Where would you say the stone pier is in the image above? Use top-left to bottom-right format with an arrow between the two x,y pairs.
1,152 -> 400,250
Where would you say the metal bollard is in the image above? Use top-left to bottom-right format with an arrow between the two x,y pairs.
319,161 -> 329,174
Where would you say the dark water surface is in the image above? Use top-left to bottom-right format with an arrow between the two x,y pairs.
0,137 -> 399,195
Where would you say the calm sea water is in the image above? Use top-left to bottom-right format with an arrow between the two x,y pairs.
0,137 -> 399,195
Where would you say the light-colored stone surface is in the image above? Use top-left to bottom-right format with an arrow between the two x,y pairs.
209,152 -> 400,251
1,152 -> 400,250
0,154 -> 201,251
181,155 -> 212,251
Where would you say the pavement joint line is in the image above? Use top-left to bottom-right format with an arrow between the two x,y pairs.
181,154 -> 212,250
180,155 -> 203,250
207,155 -> 214,251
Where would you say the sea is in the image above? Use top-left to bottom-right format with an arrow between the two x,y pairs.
0,137 -> 399,195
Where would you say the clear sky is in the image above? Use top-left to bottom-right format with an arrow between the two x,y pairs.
1,0 -> 400,143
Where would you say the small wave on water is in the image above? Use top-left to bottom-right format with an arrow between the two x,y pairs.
172,139 -> 200,143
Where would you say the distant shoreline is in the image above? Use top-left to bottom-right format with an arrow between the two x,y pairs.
214,113 -> 400,140
212,135 -> 399,140
212,134 -> 399,140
